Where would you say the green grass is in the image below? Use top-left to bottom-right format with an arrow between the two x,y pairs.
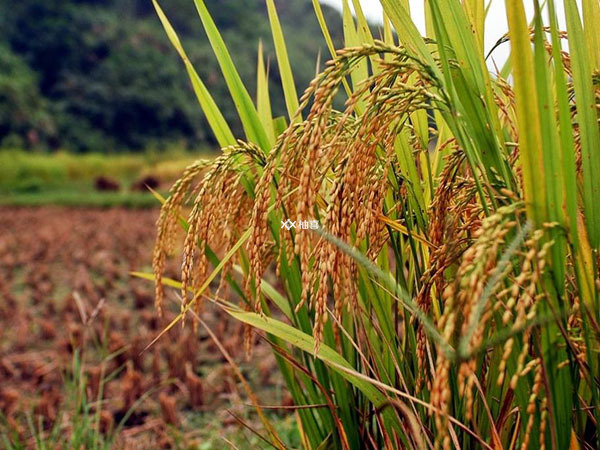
0,149 -> 208,207
2,351 -> 127,450
0,191 -> 160,208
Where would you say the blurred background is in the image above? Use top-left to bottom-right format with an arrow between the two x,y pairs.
0,0 -> 344,153
0,0 -> 346,206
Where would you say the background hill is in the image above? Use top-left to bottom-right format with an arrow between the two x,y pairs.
0,0 -> 345,152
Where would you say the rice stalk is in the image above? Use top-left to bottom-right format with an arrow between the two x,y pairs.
149,1 -> 600,447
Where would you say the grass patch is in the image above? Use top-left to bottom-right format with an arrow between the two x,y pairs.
0,149 -> 210,207
0,191 -> 160,208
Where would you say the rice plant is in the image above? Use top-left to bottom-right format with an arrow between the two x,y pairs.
147,0 -> 600,448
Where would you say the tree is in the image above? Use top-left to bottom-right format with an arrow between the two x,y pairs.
0,0 -> 345,151
0,44 -> 54,148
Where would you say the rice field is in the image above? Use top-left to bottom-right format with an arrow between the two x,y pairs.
2,0 -> 600,449
0,207 -> 293,448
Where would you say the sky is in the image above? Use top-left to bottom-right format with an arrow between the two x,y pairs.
320,0 -> 576,69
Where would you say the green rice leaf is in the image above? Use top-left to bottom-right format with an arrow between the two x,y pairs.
505,0 -> 547,225
564,0 -> 600,247
265,0 -> 301,123
342,0 -> 368,91
583,0 -> 600,69
256,40 -> 275,145
311,0 -> 338,60
152,0 -> 235,147
193,0 -> 271,152
380,0 -> 438,72
463,0 -> 485,54
224,307 -> 402,429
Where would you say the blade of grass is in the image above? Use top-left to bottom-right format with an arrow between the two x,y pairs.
256,40 -> 275,145
311,0 -> 353,99
564,0 -> 600,248
142,228 -> 251,352
505,0 -> 547,226
429,0 -> 508,181
223,306 -> 402,430
464,0 -> 485,54
311,0 -> 337,59
227,304 -> 493,450
342,0 -> 368,92
192,0 -> 270,151
350,0 -> 380,74
265,0 -> 300,123
582,0 -> 600,69
152,0 -> 235,148
314,228 -> 453,358
532,1 -> 567,287
547,0 -> 596,311
380,0 -> 438,72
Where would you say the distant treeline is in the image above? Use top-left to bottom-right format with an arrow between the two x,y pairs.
0,0 -> 344,152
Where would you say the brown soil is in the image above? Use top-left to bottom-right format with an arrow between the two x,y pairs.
0,207 -> 282,448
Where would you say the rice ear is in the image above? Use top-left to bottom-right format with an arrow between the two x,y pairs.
153,160 -> 209,316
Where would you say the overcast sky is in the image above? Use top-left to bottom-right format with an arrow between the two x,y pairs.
320,0 -> 577,69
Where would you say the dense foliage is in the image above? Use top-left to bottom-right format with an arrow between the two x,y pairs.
0,0 -> 343,151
